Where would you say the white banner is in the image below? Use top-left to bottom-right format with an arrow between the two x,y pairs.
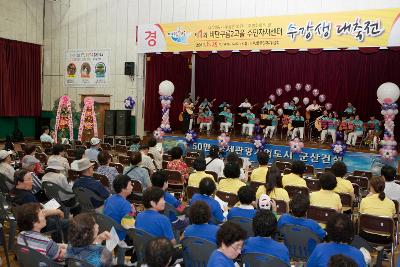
64,49 -> 110,87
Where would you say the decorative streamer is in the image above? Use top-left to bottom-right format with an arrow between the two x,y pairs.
54,95 -> 73,143
78,97 -> 98,141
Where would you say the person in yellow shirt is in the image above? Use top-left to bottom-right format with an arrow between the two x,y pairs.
256,164 -> 289,203
188,158 -> 214,187
282,160 -> 307,188
359,176 -> 396,244
250,151 -> 269,183
310,172 -> 342,212
218,162 -> 246,194
331,161 -> 354,197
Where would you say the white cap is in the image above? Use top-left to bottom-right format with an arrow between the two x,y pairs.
0,150 -> 12,160
90,137 -> 101,146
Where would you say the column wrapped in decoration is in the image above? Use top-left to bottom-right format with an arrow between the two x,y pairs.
78,97 -> 98,141
377,82 -> 400,162
158,80 -> 175,133
54,95 -> 74,143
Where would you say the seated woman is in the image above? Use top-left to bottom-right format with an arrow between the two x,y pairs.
282,160 -> 307,188
205,145 -> 225,178
48,144 -> 70,176
183,201 -> 219,244
310,172 -> 342,212
123,151 -> 151,191
218,162 -> 246,194
359,176 -> 396,243
66,213 -> 112,267
227,185 -> 257,220
256,164 -> 289,202
96,151 -> 119,192
145,238 -> 174,267
0,149 -> 15,190
167,146 -> 189,181
188,158 -> 213,187
16,203 -> 66,262
207,222 -> 247,267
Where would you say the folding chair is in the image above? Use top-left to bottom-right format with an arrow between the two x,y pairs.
186,186 -> 199,201
35,152 -> 48,165
346,175 -> 369,193
242,252 -> 289,267
127,180 -> 143,204
187,151 -> 200,158
274,199 -> 289,215
15,244 -> 64,267
283,168 -> 291,175
127,228 -> 156,266
304,178 -> 321,192
353,170 -> 372,180
276,161 -> 292,172
205,170 -> 218,183
184,157 -> 196,167
100,143 -> 112,151
228,216 -> 254,237
116,145 -> 128,154
165,170 -> 185,196
284,185 -> 309,199
306,206 -> 337,226
73,187 -> 105,212
216,191 -> 238,207
42,181 -> 76,218
66,149 -> 76,157
182,237 -> 217,267
338,193 -> 353,214
93,173 -> 110,188
118,155 -> 131,166
305,165 -> 315,176
109,162 -> 124,174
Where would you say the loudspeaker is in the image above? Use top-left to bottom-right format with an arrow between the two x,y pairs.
116,110 -> 131,136
104,110 -> 116,136
124,62 -> 135,76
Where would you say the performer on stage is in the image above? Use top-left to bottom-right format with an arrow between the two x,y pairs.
344,115 -> 355,141
241,109 -> 256,136
287,100 -> 298,113
321,112 -> 338,144
199,107 -> 213,132
289,111 -> 305,140
239,98 -> 252,109
261,100 -> 276,113
366,116 -> 381,151
181,96 -> 199,133
343,102 -> 356,117
219,107 -> 233,133
264,110 -> 278,139
306,99 -> 321,112
346,115 -> 364,146
306,100 -> 322,140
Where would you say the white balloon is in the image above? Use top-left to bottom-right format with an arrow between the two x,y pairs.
159,80 -> 175,96
277,108 -> 283,115
293,97 -> 299,104
283,102 -> 289,109
377,82 -> 400,104
303,97 -> 310,105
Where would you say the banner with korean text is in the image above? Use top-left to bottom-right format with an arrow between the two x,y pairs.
137,8 -> 400,53
64,49 -> 110,87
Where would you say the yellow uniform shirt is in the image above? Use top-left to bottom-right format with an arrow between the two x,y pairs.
250,166 -> 268,183
360,193 -> 396,218
188,171 -> 213,187
334,177 -> 354,194
282,173 -> 307,188
218,178 -> 246,194
256,186 -> 290,202
310,190 -> 342,211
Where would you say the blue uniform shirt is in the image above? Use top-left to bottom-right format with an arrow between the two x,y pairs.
184,224 -> 219,244
135,210 -> 175,241
103,194 -> 131,240
207,250 -> 235,267
227,207 -> 257,220
278,214 -> 326,240
164,191 -> 181,222
242,236 -> 290,265
190,194 -> 225,224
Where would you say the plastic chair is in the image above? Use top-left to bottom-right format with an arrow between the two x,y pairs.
276,161 -> 292,172
65,258 -> 95,267
73,187 -> 105,212
279,224 -> 321,260
274,199 -> 289,215
109,162 -> 124,174
346,175 -> 369,191
228,216 -> 254,237
216,191 -> 238,207
182,237 -> 217,267
338,193 -> 353,213
306,206 -> 337,225
284,185 -> 309,199
353,170 -> 372,180
242,252 -> 290,267
35,152 -> 48,165
128,228 -> 156,266
304,178 -> 320,192
118,155 -> 131,165
42,181 -> 76,218
15,244 -> 64,267
305,165 -> 315,175
165,170 -> 185,194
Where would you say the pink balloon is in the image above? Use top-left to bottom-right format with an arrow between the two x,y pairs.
325,102 -> 332,110
284,84 -> 291,92
305,84 -> 312,92
276,88 -> 283,96
319,94 -> 326,103
295,83 -> 302,91
303,97 -> 310,105
269,94 -> 276,102
312,88 -> 319,97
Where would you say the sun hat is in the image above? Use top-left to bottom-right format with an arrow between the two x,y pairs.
71,158 -> 95,172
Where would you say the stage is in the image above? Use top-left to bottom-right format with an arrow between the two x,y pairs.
161,132 -> 393,173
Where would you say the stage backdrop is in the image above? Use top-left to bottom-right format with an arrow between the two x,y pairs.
195,49 -> 400,137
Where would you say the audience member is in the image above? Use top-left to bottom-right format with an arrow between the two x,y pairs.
227,185 -> 257,220
205,145 -> 224,178
255,164 -> 289,202
207,222 -> 247,267
184,201 -> 219,244
23,145 -> 44,176
84,137 -> 101,162
282,160 -> 307,188
242,210 -> 290,265
66,213 -> 112,267
381,165 -> 400,203
129,135 -> 141,152
218,162 -> 246,194
123,151 -> 151,190
328,254 -> 358,267
190,177 -> 225,224
40,126 -> 54,144
96,151 -> 119,191
331,161 -> 354,196
0,149 -> 15,189
20,155 -> 46,201
139,144 -> 156,173
16,203 -> 66,261
48,144 -> 70,176
188,158 -> 213,187
278,193 -> 326,240
135,187 -> 176,244
226,152 -> 246,181
310,172 -> 342,212
145,238 -> 174,267
307,213 -> 366,267
167,146 -> 189,180
74,147 -> 85,160
148,137 -> 163,170
250,151 -> 269,183
72,158 -> 110,209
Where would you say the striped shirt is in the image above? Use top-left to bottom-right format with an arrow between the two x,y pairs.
17,231 -> 62,260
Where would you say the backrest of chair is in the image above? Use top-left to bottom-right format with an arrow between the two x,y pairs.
274,199 -> 289,215
93,173 -> 110,188
284,186 -> 309,199
67,156 -> 76,165
276,161 -> 292,171
75,140 -> 83,146
0,173 -> 10,195
305,165 -> 314,175
15,244 -> 63,267
42,181 -> 66,203
205,170 -> 218,183
353,170 -> 372,180
249,181 -> 264,192
242,252 -> 289,267
228,216 -> 254,237
66,258 -> 96,267
187,151 -> 200,158
186,186 -> 199,201
132,180 -> 143,194
358,214 -> 394,241
118,155 -> 131,166
73,187 -> 102,212
93,213 -> 123,233
165,169 -> 184,184
163,154 -> 172,161
109,162 -> 123,174
182,237 -> 217,267
283,168 -> 291,175
338,193 -> 353,210
352,183 -> 360,198
130,228 -> 156,265
304,178 -> 320,192
279,224 -> 321,260
66,149 -> 76,157
100,143 -> 112,151
184,157 -> 196,167
41,142 -> 53,149
216,191 -> 238,207
307,206 -> 337,225
68,169 -> 80,182
116,145 -> 127,154
162,160 -> 169,169
393,200 -> 399,219
63,144 -> 72,150
35,152 -> 48,165
346,175 -> 369,191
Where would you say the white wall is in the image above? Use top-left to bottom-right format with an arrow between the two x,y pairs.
0,0 -> 43,44
39,0 -> 400,136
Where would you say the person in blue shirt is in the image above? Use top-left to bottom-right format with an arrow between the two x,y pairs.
307,213 -> 366,267
103,174 -> 134,240
207,221 -> 247,267
151,170 -> 188,231
227,185 -> 257,220
278,193 -> 326,240
72,158 -> 110,209
328,254 -> 358,267
184,201 -> 219,244
135,186 -> 176,244
190,177 -> 226,224
242,210 -> 290,265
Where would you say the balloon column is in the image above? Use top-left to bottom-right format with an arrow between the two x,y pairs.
377,82 -> 400,162
185,130 -> 198,146
159,80 -> 175,133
